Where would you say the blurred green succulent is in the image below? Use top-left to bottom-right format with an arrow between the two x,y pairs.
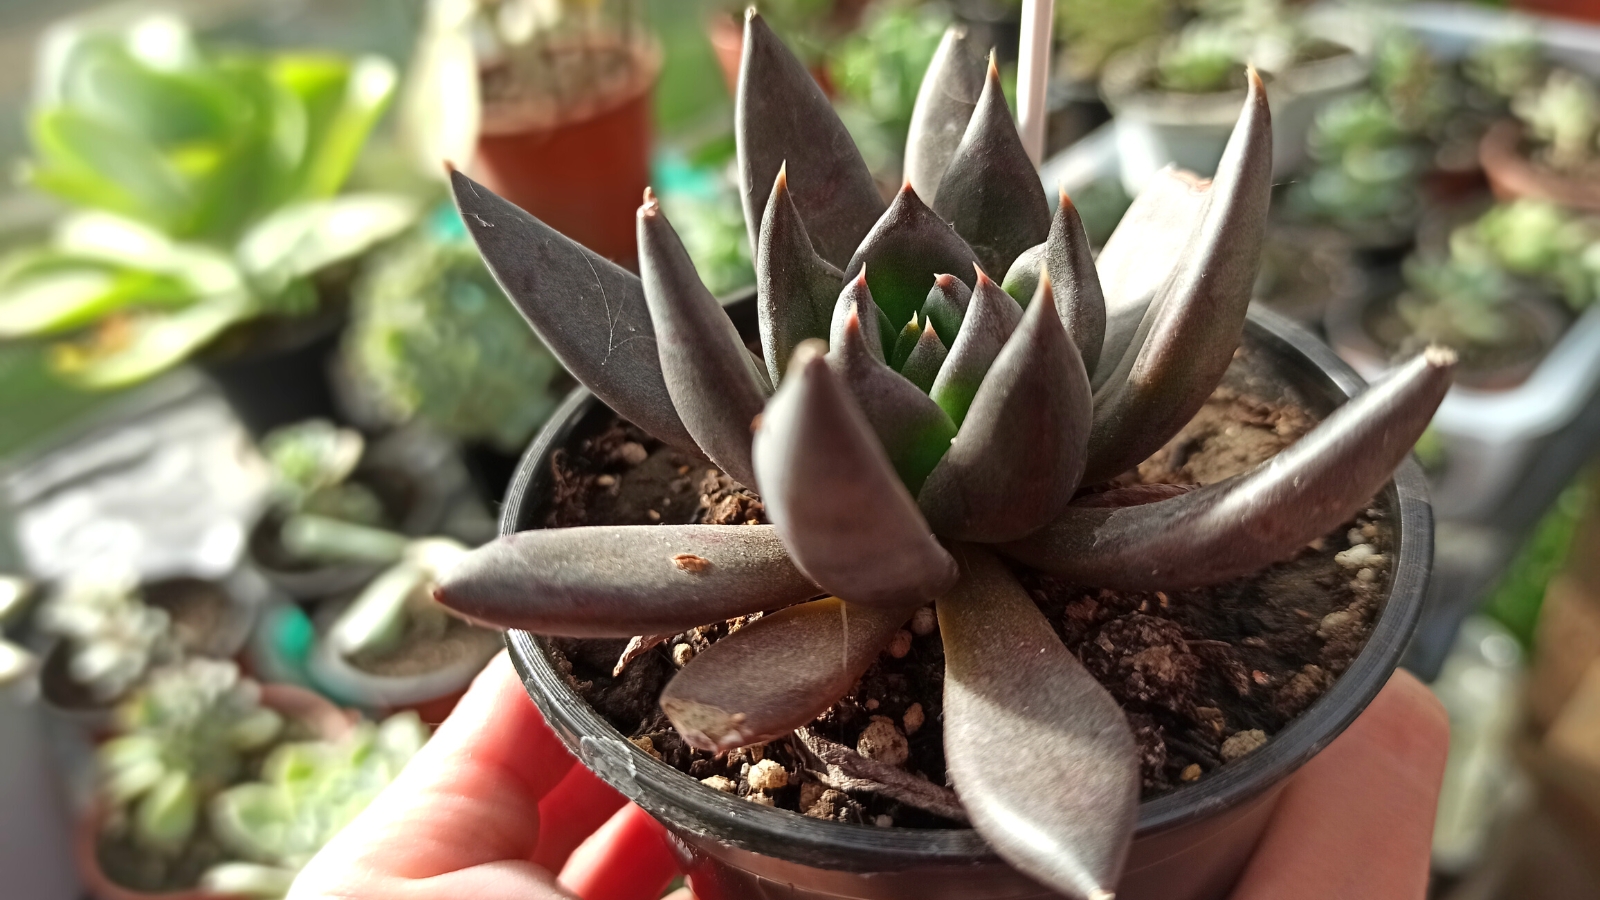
0,13 -> 418,388
1396,256 -> 1519,351
262,420 -> 386,527
200,712 -> 428,898
37,572 -> 177,703
1463,38 -> 1544,104
1055,0 -> 1171,79
97,660 -> 285,859
1453,200 -> 1600,311
829,2 -> 953,170
1515,68 -> 1600,173
346,228 -> 562,454
1154,21 -> 1242,94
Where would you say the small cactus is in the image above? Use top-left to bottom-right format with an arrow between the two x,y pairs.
436,14 -> 1453,898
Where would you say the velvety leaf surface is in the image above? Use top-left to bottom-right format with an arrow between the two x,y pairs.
827,313 -> 956,494
830,272 -> 891,363
433,525 -> 818,637
999,193 -> 1106,375
904,24 -> 986,206
918,276 -> 1092,542
928,269 -> 1023,425
932,56 -> 1051,279
661,597 -> 909,753
757,164 -> 844,384
753,343 -> 958,608
737,11 -> 884,268
450,170 -> 693,451
939,545 -> 1138,900
638,193 -> 768,488
900,320 -> 948,393
1001,349 -> 1455,590
1091,167 -> 1211,390
1084,72 -> 1272,485
890,315 -> 923,370
920,273 -> 971,346
843,184 -> 980,328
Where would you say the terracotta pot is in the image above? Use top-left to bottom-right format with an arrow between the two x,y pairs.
76,684 -> 354,900
473,38 -> 661,270
499,294 -> 1435,900
1481,119 -> 1600,213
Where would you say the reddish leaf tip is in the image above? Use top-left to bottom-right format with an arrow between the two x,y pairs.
935,273 -> 959,288
1246,65 -> 1264,93
1058,185 -> 1075,210
442,159 -> 457,175
855,267 -> 870,287
987,50 -> 1000,80
776,161 -> 789,190
974,263 -> 993,285
639,186 -> 660,218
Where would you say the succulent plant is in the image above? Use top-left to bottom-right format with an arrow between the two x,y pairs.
96,660 -> 284,858
200,711 -> 428,898
1515,68 -> 1600,173
36,572 -> 178,703
325,538 -> 470,659
1451,199 -> 1600,311
433,13 -> 1453,898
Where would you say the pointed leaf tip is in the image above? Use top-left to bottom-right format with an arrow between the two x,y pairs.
845,187 -> 980,327
757,161 -> 843,383
905,23 -> 986,204
755,340 -> 957,608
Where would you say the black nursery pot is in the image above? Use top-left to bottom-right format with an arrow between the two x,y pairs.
502,304 -> 1433,900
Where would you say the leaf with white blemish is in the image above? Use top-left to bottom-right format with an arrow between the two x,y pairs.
921,273 -> 971,346
919,274 -> 1092,542
932,53 -> 1051,279
757,164 -> 844,384
661,596 -> 909,752
738,11 -> 884,268
904,24 -> 986,205
638,193 -> 768,488
929,269 -> 1023,425
450,170 -> 693,451
940,545 -> 1138,900
433,525 -> 819,637
843,184 -> 980,328
1001,348 -> 1455,590
827,312 -> 956,493
1084,71 -> 1272,485
754,343 -> 957,608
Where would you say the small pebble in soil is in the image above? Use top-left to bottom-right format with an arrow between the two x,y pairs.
1181,764 -> 1202,782
618,442 -> 649,465
631,736 -> 662,760
903,702 -> 925,735
887,630 -> 914,659
595,474 -> 616,487
1334,544 -> 1384,570
875,815 -> 894,828
672,643 -> 695,667
1221,729 -> 1268,762
749,759 -> 789,791
702,775 -> 736,792
799,781 -> 826,811
1317,609 -> 1359,642
1357,568 -> 1376,584
858,716 -> 910,766
648,510 -> 661,521
865,698 -> 879,710
748,792 -> 775,806
910,606 -> 938,636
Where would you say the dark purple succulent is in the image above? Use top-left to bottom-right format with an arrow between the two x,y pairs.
435,13 -> 1452,899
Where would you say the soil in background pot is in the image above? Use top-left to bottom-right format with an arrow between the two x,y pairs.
536,375 -> 1391,828
340,611 -> 501,679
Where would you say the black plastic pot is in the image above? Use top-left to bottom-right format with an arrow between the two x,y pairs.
502,304 -> 1433,900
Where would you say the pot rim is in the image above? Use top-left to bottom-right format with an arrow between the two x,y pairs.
502,304 -> 1432,868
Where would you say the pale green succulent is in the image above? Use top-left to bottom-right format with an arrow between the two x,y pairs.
262,420 -> 385,529
200,712 -> 429,898
1516,68 -> 1600,173
37,572 -> 176,703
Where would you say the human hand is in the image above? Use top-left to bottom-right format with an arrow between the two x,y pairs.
290,651 -> 688,900
293,654 -> 1446,900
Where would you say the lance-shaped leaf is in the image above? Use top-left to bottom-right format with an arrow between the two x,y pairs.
757,164 -> 844,384
939,545 -> 1138,900
921,273 -> 971,346
433,525 -> 819,637
999,190 -> 1106,376
890,315 -> 923,370
929,268 -> 1024,425
1001,349 -> 1455,590
918,274 -> 1092,542
638,192 -> 768,488
450,170 -> 694,451
932,54 -> 1051,279
904,24 -> 986,205
1084,71 -> 1272,486
843,183 -> 980,327
827,312 -> 956,494
661,596 -> 909,752
754,343 -> 958,608
900,319 -> 948,393
1091,167 -> 1212,390
738,11 -> 884,268
830,271 -> 894,363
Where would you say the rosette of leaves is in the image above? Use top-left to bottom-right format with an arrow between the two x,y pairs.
0,13 -> 418,388
433,14 -> 1453,898
261,420 -> 415,567
36,572 -> 177,703
1451,200 -> 1600,311
200,712 -> 429,898
1515,68 -> 1600,174
96,660 -> 285,863
345,228 -> 562,454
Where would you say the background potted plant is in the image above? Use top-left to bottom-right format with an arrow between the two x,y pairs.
432,13 -> 1449,899
0,12 -> 419,434
1482,65 -> 1600,212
